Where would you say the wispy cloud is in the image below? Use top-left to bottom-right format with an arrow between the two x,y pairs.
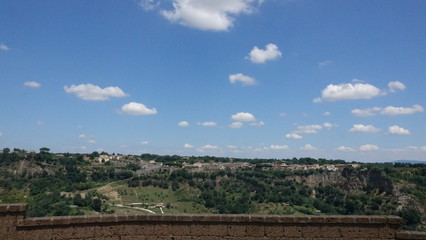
352,104 -> 424,116
0,43 -> 9,51
318,60 -> 332,68
198,122 -> 217,127
178,121 -> 189,127
24,81 -> 41,88
349,124 -> 380,133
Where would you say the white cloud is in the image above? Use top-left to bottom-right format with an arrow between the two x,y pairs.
407,146 -> 426,151
178,121 -> 189,127
388,125 -> 410,135
352,104 -> 424,116
141,141 -> 149,145
229,73 -> 256,85
35,121 -> 44,125
285,133 -> 303,139
227,145 -> 238,149
360,144 -> 379,151
270,145 -> 289,150
248,43 -> 282,63
337,146 -> 355,152
323,122 -> 333,129
198,121 -> 217,127
121,102 -> 157,115
250,121 -> 264,126
0,43 -> 9,51
349,124 -> 380,133
88,140 -> 97,144
24,81 -> 41,88
200,144 -> 218,150
0,132 -> 2,137
295,124 -> 323,134
138,0 -> 159,11
301,144 -> 317,150
351,107 -> 382,117
161,0 -> 261,31
381,104 -> 424,116
184,143 -> 194,148
388,81 -> 406,92
314,81 -> 382,102
64,83 -> 127,101
231,112 -> 256,122
78,134 -> 88,139
279,112 -> 286,117
318,60 -> 332,68
229,122 -> 243,128
323,111 -> 331,116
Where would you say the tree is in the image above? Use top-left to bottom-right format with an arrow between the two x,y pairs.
39,147 -> 50,153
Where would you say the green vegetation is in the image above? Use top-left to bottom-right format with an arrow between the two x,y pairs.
0,148 -> 425,231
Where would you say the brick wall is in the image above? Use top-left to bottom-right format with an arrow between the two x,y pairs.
1,204 -> 425,240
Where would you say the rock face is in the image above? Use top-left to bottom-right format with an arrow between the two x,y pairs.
289,167 -> 394,193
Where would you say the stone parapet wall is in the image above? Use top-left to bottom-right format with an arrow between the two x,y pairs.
0,203 -> 424,240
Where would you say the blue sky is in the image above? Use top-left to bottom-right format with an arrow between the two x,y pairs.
1,0 -> 425,162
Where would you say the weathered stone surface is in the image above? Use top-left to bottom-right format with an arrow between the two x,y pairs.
0,203 -> 422,240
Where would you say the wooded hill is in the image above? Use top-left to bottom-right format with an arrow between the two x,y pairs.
0,148 -> 424,231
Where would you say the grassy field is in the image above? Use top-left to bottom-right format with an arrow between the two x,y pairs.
97,183 -> 211,214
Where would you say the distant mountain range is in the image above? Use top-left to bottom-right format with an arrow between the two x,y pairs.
392,160 -> 426,164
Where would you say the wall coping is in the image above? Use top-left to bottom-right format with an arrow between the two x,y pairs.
16,214 -> 403,228
0,203 -> 403,228
0,203 -> 27,213
396,231 -> 426,240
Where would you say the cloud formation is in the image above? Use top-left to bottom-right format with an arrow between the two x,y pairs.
349,124 -> 380,133
198,121 -> 217,127
270,145 -> 289,150
388,81 -> 406,92
64,83 -> 127,101
248,43 -> 282,63
286,123 -> 334,140
388,125 -> 410,135
121,102 -> 157,115
200,144 -> 218,150
360,144 -> 379,151
178,121 -> 189,127
381,105 -> 424,116
301,144 -> 317,150
184,143 -> 194,148
318,60 -> 332,68
314,80 -> 406,103
24,81 -> 41,88
314,82 -> 381,102
229,122 -> 243,128
138,0 -> 159,11
160,0 -> 262,31
337,146 -> 355,152
229,73 -> 256,85
285,133 -> 302,139
352,104 -> 424,116
250,121 -> 265,127
0,43 -> 9,51
231,112 -> 256,122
